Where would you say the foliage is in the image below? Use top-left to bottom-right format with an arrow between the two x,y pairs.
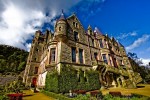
0,76 -> 24,100
45,70 -> 59,93
45,64 -> 101,93
0,95 -> 8,100
128,52 -> 150,83
3,76 -> 25,93
0,45 -> 28,74
74,94 -> 97,100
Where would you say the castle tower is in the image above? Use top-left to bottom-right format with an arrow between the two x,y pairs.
23,30 -> 43,86
54,11 -> 67,41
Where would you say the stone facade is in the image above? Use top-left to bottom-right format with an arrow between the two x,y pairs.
23,13 -> 142,89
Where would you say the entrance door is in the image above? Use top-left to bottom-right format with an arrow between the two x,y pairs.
32,77 -> 37,87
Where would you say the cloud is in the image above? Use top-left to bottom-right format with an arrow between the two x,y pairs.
126,34 -> 150,51
140,58 -> 150,66
0,0 -> 82,51
116,31 -> 137,39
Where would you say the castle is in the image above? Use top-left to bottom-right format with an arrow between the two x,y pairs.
23,12 -> 142,89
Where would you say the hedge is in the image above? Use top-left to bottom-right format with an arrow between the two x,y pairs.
45,64 -> 101,93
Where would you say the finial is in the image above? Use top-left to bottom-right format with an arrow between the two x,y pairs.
61,9 -> 64,15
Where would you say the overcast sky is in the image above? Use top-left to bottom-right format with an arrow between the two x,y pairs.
0,0 -> 150,65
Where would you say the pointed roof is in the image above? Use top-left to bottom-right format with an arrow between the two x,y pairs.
94,27 -> 103,35
88,25 -> 92,29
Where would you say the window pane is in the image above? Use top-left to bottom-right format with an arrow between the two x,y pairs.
34,67 -> 38,74
94,52 -> 98,60
51,48 -> 55,62
102,54 -> 108,64
79,49 -> 83,64
92,39 -> 94,47
72,47 -> 76,62
74,31 -> 78,41
99,39 -> 103,48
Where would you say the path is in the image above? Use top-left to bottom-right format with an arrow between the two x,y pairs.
23,90 -> 54,100
102,84 -> 150,97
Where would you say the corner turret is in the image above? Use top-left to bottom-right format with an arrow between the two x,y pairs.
54,10 -> 67,41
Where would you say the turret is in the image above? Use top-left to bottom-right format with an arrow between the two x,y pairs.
54,10 -> 67,41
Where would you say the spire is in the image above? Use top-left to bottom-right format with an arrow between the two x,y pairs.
58,9 -> 65,20
88,25 -> 92,29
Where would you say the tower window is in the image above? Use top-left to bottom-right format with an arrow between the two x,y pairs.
59,27 -> 61,31
72,47 -> 76,62
74,31 -> 78,41
51,48 -> 56,62
99,39 -> 103,48
79,49 -> 83,64
102,54 -> 108,64
94,52 -> 98,60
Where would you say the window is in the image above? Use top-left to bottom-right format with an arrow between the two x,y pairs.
102,54 -> 108,64
72,47 -> 76,62
79,49 -> 83,64
99,39 -> 103,48
76,23 -> 78,28
34,67 -> 38,74
74,31 -> 78,41
94,52 -> 98,60
119,60 -> 123,65
36,49 -> 38,52
90,30 -> 92,35
92,39 -> 94,47
59,27 -> 61,31
104,39 -> 107,48
51,48 -> 56,62
73,22 -> 75,27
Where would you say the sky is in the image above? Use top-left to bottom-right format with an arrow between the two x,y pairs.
0,0 -> 150,65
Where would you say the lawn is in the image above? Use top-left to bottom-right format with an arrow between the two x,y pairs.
23,90 -> 54,100
101,84 -> 150,97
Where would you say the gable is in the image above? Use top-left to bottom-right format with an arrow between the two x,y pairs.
66,14 -> 84,31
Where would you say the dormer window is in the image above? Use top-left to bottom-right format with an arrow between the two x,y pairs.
73,22 -> 78,28
76,23 -> 78,28
74,31 -> 78,41
73,22 -> 75,27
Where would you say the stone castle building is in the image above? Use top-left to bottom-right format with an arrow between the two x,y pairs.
23,12 -> 142,89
